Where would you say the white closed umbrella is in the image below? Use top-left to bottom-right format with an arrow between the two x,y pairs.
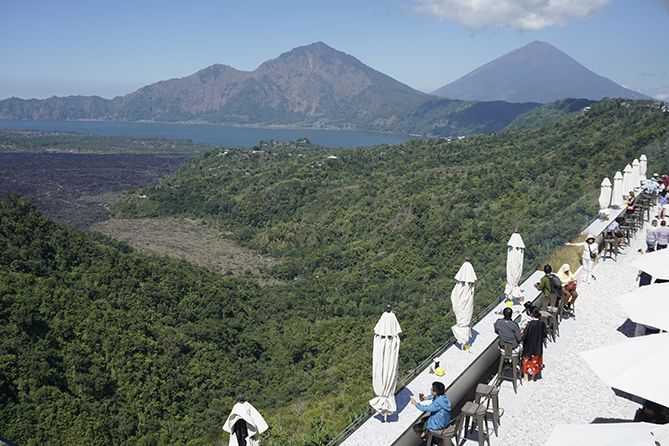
598,177 -> 612,210
632,159 -> 641,188
631,248 -> 669,280
451,261 -> 477,348
369,308 -> 402,420
223,400 -> 269,446
611,171 -> 624,207
545,422 -> 669,446
622,164 -> 633,199
639,154 -> 648,181
580,333 -> 669,408
504,233 -> 525,298
615,282 -> 669,331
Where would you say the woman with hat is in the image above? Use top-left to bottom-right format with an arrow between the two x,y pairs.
565,235 -> 599,283
557,264 -> 578,311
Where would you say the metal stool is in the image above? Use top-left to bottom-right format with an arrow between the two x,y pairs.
474,383 -> 501,437
496,342 -> 521,394
461,401 -> 490,446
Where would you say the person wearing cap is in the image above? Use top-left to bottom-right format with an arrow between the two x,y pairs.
410,381 -> 452,439
557,264 -> 578,311
565,235 -> 599,283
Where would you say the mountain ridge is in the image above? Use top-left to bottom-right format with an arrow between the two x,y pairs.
0,42 -> 536,136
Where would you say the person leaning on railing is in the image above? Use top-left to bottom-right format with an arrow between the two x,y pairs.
494,307 -> 521,354
410,381 -> 452,440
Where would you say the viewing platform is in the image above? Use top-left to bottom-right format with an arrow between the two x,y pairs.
339,204 -> 648,446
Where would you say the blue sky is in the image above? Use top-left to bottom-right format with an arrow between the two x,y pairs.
1,0 -> 668,100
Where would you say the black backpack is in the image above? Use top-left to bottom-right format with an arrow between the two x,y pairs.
547,273 -> 564,297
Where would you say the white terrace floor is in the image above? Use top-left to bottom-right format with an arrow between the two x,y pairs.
469,228 -> 648,446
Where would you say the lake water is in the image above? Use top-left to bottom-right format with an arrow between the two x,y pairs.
0,120 -> 414,148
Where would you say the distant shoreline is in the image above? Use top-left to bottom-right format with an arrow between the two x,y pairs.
0,119 -> 415,148
0,117 -> 419,137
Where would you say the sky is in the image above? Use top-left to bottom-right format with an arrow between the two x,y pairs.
1,0 -> 668,100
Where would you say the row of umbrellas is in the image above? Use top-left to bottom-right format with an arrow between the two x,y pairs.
598,154 -> 648,210
548,250 -> 669,445
369,232 -> 525,418
224,230 -> 527,435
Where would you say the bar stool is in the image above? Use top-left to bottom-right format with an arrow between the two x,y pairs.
540,296 -> 558,342
602,236 -> 619,262
546,293 -> 560,337
496,341 -> 521,394
461,401 -> 490,446
474,383 -> 501,437
425,415 -> 461,446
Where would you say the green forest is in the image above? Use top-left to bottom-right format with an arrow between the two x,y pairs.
0,131 -> 209,154
2,99 -> 669,445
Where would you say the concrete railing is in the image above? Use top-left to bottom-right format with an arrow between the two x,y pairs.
334,199 -> 644,446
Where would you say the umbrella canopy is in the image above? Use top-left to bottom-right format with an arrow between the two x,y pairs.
611,171 -> 624,207
632,159 -> 641,188
545,422 -> 669,446
580,333 -> 669,408
640,154 -> 648,181
505,233 -> 525,298
622,164 -> 633,198
631,248 -> 669,280
223,401 -> 269,446
451,261 -> 477,346
369,310 -> 402,417
615,282 -> 669,331
598,177 -> 612,210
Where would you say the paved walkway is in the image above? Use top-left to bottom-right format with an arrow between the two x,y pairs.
462,227 -> 648,446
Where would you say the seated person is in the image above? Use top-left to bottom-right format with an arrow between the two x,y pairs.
606,217 -> 625,246
494,307 -> 521,354
411,381 -> 452,439
626,191 -> 637,214
557,264 -> 578,310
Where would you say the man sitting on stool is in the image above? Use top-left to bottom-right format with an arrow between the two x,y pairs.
494,307 -> 521,354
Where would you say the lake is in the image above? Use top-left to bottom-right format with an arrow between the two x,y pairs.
0,120 -> 414,148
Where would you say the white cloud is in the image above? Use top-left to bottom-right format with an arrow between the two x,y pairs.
414,0 -> 612,31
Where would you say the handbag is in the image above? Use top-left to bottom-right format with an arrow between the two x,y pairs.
588,245 -> 597,259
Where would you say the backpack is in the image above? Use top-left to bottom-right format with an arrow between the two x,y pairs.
547,274 -> 564,297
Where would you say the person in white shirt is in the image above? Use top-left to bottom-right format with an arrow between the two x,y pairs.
565,234 -> 599,283
657,220 -> 669,250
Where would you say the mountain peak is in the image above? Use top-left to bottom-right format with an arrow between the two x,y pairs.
272,41 -> 349,63
433,41 -> 649,103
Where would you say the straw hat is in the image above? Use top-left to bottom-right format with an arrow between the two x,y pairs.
586,234 -> 596,242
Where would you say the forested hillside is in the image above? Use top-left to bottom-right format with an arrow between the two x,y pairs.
2,99 -> 669,445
